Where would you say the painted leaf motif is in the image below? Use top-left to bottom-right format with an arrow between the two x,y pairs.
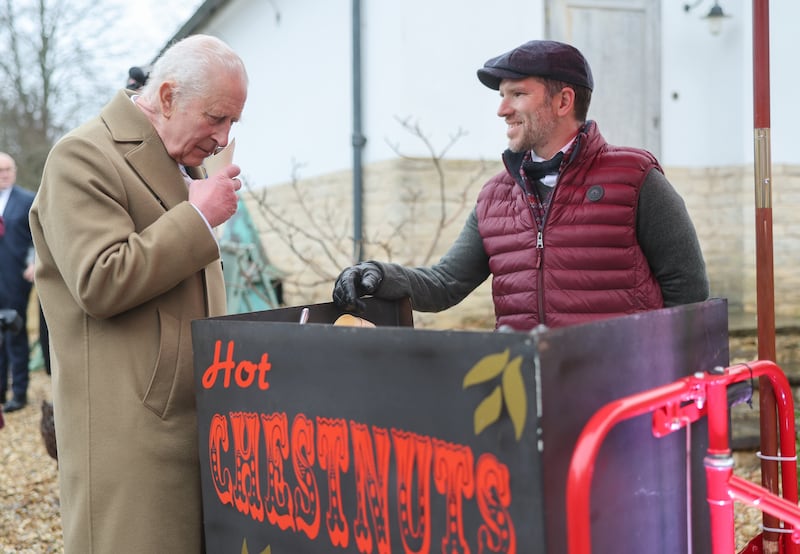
474,385 -> 503,435
463,349 -> 510,388
501,355 -> 527,440
241,539 -> 271,554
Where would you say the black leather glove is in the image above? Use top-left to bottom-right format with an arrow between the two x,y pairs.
332,262 -> 383,313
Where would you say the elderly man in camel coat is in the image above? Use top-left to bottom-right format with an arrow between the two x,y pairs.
30,35 -> 248,553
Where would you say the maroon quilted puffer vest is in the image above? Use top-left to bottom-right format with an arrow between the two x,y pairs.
476,122 -> 664,330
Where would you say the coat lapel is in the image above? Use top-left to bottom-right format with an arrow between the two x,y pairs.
101,90 -> 188,210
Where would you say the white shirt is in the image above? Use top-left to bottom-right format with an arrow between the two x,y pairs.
0,186 -> 11,216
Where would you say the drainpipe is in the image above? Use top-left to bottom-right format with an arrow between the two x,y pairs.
351,0 -> 366,262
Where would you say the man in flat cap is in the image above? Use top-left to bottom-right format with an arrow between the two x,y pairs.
332,39 -> 709,331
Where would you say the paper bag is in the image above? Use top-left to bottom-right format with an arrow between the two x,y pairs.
203,137 -> 235,176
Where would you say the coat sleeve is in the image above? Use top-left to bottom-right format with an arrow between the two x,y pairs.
371,207 -> 491,312
637,169 -> 710,306
35,134 -> 220,319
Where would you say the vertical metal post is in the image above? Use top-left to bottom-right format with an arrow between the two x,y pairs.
351,0 -> 366,262
752,0 -> 780,551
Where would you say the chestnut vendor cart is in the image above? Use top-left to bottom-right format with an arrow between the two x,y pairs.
191,297 -> 800,553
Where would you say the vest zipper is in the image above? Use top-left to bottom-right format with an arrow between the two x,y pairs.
535,231 -> 543,266
536,229 -> 546,324
536,178 -> 560,326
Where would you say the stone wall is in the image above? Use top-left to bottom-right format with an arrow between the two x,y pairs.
665,165 -> 753,315
244,159 -> 797,330
668,164 -> 800,322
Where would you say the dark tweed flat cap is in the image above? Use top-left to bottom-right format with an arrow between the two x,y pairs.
477,40 -> 594,91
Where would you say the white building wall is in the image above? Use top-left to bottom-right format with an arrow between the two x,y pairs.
661,0 -> 746,166
196,0 -> 352,187
195,0 -> 797,177
180,0 -> 800,321
187,0 -> 545,187
359,1 -> 544,167
661,0 -> 798,167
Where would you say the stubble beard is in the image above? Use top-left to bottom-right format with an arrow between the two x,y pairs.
508,109 -> 556,156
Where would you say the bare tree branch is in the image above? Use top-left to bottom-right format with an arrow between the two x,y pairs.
244,164 -> 351,284
245,118 -> 491,304
0,0 -> 127,190
386,116 -> 482,265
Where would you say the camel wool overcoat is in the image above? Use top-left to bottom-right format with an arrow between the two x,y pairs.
30,90 -> 226,553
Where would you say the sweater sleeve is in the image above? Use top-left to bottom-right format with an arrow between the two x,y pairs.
637,169 -> 710,306
370,207 -> 491,312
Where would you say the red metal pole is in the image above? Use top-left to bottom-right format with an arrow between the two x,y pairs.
717,362 -> 800,554
566,379 -> 698,554
752,1 -> 781,551
705,453 -> 737,552
566,361 -> 800,554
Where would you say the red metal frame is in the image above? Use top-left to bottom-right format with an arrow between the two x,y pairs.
566,360 -> 800,554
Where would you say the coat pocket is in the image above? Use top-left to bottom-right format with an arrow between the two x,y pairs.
143,309 -> 180,418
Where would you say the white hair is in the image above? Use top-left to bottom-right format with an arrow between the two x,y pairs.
139,34 -> 248,107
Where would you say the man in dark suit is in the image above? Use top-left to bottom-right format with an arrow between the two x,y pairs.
0,152 -> 35,412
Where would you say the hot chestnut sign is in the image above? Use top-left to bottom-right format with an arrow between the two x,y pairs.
192,298 -> 727,553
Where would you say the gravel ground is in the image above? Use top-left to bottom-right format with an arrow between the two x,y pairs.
0,336 -> 786,553
0,369 -> 60,553
734,450 -> 763,550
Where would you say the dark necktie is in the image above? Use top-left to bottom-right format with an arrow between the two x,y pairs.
0,215 -> 4,239
522,151 -> 564,182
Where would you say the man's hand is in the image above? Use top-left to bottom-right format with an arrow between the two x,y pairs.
189,164 -> 242,227
332,262 -> 383,313
22,262 -> 35,283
